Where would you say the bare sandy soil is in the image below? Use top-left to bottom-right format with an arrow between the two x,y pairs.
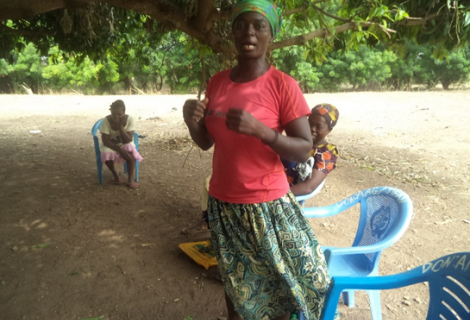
0,91 -> 469,320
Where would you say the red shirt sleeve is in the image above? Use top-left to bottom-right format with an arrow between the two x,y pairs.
278,72 -> 311,127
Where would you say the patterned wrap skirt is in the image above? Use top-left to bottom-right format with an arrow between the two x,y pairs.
207,191 -> 330,320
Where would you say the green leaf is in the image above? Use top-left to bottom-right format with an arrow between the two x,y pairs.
302,49 -> 310,61
184,42 -> 192,54
464,12 -> 470,27
32,244 -> 49,248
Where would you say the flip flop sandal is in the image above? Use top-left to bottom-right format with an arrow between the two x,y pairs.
112,178 -> 123,185
127,182 -> 138,189
181,226 -> 211,236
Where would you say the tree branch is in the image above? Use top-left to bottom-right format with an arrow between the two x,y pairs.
0,0 -> 455,56
194,0 -> 216,33
270,20 -> 396,50
270,22 -> 355,50
283,7 -> 307,17
214,10 -> 231,21
311,4 -> 350,23
398,11 -> 440,26
92,0 -> 217,45
0,0 -> 228,53
0,0 -> 84,21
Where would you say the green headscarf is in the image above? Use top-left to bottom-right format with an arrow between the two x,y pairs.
231,0 -> 283,38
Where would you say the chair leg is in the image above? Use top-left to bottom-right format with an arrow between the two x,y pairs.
124,162 -> 128,175
97,159 -> 103,185
367,290 -> 382,320
135,160 -> 139,182
342,290 -> 355,308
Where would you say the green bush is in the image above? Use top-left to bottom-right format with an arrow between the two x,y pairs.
2,40 -> 469,94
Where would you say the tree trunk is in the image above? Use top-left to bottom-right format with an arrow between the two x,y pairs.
441,80 -> 451,90
123,77 -> 133,94
156,74 -> 163,92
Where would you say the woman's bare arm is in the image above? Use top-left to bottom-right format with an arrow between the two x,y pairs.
290,169 -> 327,196
264,116 -> 312,163
101,133 -> 131,161
183,99 -> 214,150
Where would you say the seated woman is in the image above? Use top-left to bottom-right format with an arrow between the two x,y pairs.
99,99 -> 143,189
283,103 -> 339,197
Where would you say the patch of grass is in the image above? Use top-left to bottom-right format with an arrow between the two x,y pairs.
32,243 -> 49,248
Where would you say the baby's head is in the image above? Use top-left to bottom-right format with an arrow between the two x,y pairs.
308,104 -> 339,144
109,100 -> 126,121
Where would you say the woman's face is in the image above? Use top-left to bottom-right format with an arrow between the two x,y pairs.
110,107 -> 125,122
308,114 -> 331,145
232,12 -> 273,59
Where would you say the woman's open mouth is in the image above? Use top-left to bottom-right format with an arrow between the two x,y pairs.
242,43 -> 256,50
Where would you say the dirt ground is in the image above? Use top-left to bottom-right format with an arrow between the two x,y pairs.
0,91 -> 469,320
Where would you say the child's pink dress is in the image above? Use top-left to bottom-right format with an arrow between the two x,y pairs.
99,116 -> 143,164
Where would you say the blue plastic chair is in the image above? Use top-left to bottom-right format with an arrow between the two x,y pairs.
321,252 -> 470,320
299,186 -> 413,320
295,178 -> 326,206
92,118 -> 140,185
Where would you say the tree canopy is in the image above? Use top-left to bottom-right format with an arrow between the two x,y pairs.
1,0 -> 469,62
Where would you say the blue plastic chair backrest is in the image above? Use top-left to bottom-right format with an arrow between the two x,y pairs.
358,188 -> 408,255
424,252 -> 470,319
321,187 -> 413,272
322,252 -> 470,320
354,187 -> 412,270
91,118 -> 104,136
92,118 -> 104,160
133,130 -> 139,150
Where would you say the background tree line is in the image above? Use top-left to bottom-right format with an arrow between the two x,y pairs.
1,36 -> 469,95
1,1 -> 469,95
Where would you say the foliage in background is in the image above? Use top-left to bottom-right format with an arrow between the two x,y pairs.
42,47 -> 120,94
1,0 -> 469,94
414,46 -> 470,90
0,0 -> 469,64
273,45 -> 322,92
6,42 -> 43,93
1,41 -> 469,94
275,43 -> 470,93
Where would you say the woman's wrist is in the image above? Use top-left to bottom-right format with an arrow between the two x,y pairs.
262,129 -> 279,146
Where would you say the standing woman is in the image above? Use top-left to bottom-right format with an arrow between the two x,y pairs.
183,1 -> 329,319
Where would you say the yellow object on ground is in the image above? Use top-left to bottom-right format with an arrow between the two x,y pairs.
178,240 -> 217,270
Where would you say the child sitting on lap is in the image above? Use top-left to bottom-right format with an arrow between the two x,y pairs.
283,103 -> 339,197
